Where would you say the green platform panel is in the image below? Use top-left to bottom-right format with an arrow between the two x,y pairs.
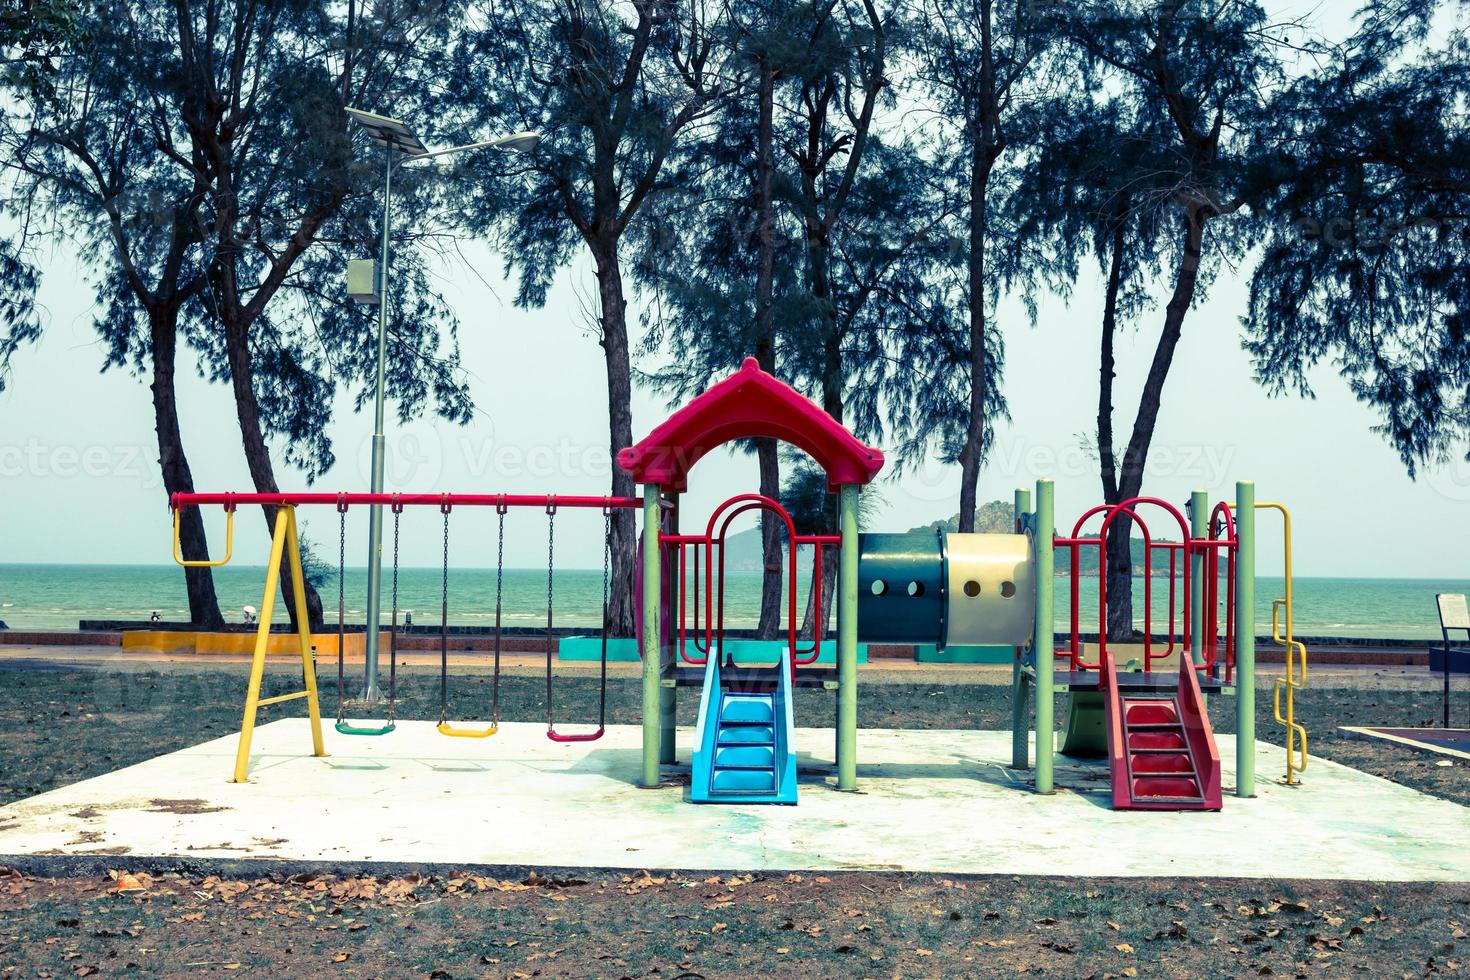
558,637 -> 641,662
1060,691 -> 1107,756
913,644 -> 1015,664
856,531 -> 946,645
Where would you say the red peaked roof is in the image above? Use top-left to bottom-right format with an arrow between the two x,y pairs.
617,358 -> 885,492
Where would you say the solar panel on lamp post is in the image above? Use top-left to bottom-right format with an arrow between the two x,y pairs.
346,107 -> 540,702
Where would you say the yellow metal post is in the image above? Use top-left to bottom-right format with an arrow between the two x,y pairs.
1260,502 -> 1307,784
232,506 -> 326,782
285,508 -> 327,759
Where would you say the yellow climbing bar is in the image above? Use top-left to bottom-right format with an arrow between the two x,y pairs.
231,505 -> 327,782
172,506 -> 234,567
257,690 -> 313,708
1258,502 -> 1308,785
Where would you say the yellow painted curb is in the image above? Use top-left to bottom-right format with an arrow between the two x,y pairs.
122,630 -> 387,657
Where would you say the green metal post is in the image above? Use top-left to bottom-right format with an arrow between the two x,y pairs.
1235,480 -> 1256,797
1189,490 -> 1207,667
1011,487 -> 1032,770
837,484 -> 860,791
659,493 -> 677,765
1034,480 -> 1055,793
362,141 -> 394,701
641,484 -> 663,788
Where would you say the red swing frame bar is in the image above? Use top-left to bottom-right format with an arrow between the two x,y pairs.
172,492 -> 644,511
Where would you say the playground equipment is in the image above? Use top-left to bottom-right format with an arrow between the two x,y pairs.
435,502 -> 499,738
545,504 -> 612,742
1434,593 -> 1470,728
337,498 -> 396,736
173,493 -> 638,782
668,494 -> 833,803
858,493 -> 1232,810
172,357 -> 1280,810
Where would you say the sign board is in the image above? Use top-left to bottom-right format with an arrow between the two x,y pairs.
1437,593 -> 1470,630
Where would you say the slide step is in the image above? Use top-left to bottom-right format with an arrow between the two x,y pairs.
1130,753 -> 1197,775
714,744 -> 776,769
717,724 -> 775,746
720,696 -> 775,724
710,768 -> 777,794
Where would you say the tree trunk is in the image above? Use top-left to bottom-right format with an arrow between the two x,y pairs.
150,308 -> 225,629
754,442 -> 784,637
221,315 -> 325,631
798,539 -> 840,641
1103,522 -> 1135,642
956,146 -> 993,534
592,241 -> 639,637
753,58 -> 784,640
1099,212 -> 1131,642
1107,210 -> 1208,642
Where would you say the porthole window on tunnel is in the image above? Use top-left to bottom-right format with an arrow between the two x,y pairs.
1000,580 -> 1017,598
870,580 -> 887,596
907,581 -> 924,597
963,580 -> 981,598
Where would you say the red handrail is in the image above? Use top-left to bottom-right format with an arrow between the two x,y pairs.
1054,496 -> 1239,679
710,496 -> 798,678
661,498 -> 841,671
1206,502 -> 1239,682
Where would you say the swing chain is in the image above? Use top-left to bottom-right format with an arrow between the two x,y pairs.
544,502 -> 608,742
387,506 -> 399,718
336,504 -> 347,724
439,505 -> 450,726
492,507 -> 505,725
600,508 -> 610,727
545,504 -> 556,730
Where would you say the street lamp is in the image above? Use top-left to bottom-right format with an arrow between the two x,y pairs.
346,106 -> 540,701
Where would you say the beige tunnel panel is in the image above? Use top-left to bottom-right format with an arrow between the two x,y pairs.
943,533 -> 1036,647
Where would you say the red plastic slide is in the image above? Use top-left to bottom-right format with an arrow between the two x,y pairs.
1102,649 -> 1223,811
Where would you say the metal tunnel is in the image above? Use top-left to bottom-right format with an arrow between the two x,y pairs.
857,531 -> 1036,648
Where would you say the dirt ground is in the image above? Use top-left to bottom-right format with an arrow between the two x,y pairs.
1,866 -> 1466,978
1,663 -> 1467,977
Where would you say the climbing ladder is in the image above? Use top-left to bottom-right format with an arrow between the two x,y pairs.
1102,650 -> 1222,811
691,654 -> 798,804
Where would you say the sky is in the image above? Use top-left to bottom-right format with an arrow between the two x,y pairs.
1,1 -> 1467,580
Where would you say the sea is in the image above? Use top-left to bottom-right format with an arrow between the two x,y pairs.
0,563 -> 1466,641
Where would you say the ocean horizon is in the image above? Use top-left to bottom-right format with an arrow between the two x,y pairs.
1,562 -> 1466,642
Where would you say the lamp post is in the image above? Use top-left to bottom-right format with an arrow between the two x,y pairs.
346,107 -> 540,700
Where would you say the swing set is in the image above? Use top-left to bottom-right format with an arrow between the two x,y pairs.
171,492 -> 638,782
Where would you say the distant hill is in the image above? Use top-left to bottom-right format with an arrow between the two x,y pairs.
722,502 -> 1173,576
720,527 -> 814,572
906,500 -> 1017,535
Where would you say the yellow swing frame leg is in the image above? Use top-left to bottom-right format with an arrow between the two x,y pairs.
232,506 -> 327,782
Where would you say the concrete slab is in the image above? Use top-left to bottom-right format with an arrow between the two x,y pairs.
1,721 -> 1465,881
